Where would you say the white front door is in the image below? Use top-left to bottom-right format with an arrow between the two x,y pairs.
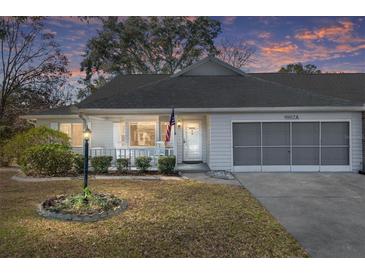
183,121 -> 202,162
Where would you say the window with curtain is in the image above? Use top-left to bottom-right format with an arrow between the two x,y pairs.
59,123 -> 83,147
130,122 -> 156,147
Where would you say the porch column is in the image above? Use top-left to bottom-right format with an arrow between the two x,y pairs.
173,115 -> 178,167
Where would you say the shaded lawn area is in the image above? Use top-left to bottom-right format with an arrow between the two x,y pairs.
0,171 -> 308,257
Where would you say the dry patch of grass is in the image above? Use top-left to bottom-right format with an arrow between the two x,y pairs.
0,171 -> 307,257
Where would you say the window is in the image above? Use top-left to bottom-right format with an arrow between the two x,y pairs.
130,122 -> 156,147
59,123 -> 83,147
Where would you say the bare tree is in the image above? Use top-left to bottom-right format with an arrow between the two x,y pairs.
0,17 -> 69,124
217,39 -> 255,69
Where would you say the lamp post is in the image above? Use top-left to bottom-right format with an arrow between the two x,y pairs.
83,127 -> 92,190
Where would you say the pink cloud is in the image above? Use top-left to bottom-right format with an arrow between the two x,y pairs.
261,42 -> 298,54
295,19 -> 354,41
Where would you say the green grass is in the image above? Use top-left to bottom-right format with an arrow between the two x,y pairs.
0,171 -> 308,257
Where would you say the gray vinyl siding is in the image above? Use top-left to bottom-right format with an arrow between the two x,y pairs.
208,112 -> 363,172
183,61 -> 238,76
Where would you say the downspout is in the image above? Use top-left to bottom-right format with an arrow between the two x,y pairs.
362,111 -> 365,172
70,105 -> 89,130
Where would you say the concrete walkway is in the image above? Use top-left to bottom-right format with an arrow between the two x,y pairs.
182,172 -> 240,186
235,172 -> 365,257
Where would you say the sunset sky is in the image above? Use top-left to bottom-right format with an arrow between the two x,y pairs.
43,16 -> 365,87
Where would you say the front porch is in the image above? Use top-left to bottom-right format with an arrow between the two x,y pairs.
70,113 -> 210,169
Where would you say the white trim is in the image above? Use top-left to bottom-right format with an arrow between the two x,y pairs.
232,166 -> 261,172
291,166 -> 320,172
21,115 -> 80,119
231,119 -> 352,172
319,165 -> 352,172
261,165 -> 291,172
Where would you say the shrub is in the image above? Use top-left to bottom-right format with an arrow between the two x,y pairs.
135,156 -> 152,172
158,156 -> 176,174
4,126 -> 70,164
20,144 -> 74,176
116,158 -> 129,173
0,125 -> 14,167
73,154 -> 85,174
91,156 -> 113,174
0,142 -> 10,167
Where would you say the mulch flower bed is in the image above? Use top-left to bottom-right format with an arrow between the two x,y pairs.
98,170 -> 180,176
39,193 -> 128,222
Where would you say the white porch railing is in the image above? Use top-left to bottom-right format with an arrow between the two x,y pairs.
72,147 -> 174,167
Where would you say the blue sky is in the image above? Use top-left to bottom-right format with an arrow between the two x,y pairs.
43,16 -> 365,83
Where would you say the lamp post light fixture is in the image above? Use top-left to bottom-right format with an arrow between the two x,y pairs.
83,127 -> 92,191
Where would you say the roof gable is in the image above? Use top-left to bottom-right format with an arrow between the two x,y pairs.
172,56 -> 245,77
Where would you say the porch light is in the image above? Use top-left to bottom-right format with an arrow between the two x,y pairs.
83,127 -> 92,141
177,120 -> 182,128
83,127 -> 92,191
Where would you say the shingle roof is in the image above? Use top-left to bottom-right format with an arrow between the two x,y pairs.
29,71 -> 365,116
77,74 -> 169,108
78,74 -> 360,109
250,73 -> 365,103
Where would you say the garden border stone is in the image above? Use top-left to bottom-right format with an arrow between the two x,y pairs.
38,199 -> 128,222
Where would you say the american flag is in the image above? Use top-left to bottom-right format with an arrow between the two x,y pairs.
165,108 -> 175,143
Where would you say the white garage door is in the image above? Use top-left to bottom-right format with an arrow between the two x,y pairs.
232,121 -> 350,172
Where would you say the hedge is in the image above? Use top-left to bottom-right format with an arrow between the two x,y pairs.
116,158 -> 129,173
20,144 -> 74,176
135,156 -> 152,172
91,156 -> 113,174
4,126 -> 70,164
158,156 -> 176,174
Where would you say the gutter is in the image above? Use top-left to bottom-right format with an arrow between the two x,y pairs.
77,106 -> 365,115
20,105 -> 365,120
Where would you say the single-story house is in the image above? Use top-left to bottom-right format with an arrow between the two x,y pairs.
23,56 -> 365,172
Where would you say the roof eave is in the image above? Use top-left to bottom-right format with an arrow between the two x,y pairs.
20,114 -> 81,120
77,106 -> 365,115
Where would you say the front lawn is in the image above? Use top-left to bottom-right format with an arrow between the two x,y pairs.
0,171 -> 307,257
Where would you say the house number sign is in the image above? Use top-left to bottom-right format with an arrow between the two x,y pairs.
284,114 -> 299,120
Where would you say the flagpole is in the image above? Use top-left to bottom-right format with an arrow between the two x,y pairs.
172,107 -> 177,169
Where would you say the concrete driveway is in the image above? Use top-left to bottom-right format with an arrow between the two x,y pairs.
234,172 -> 365,258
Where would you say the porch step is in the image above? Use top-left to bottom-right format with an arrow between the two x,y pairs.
176,163 -> 210,173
